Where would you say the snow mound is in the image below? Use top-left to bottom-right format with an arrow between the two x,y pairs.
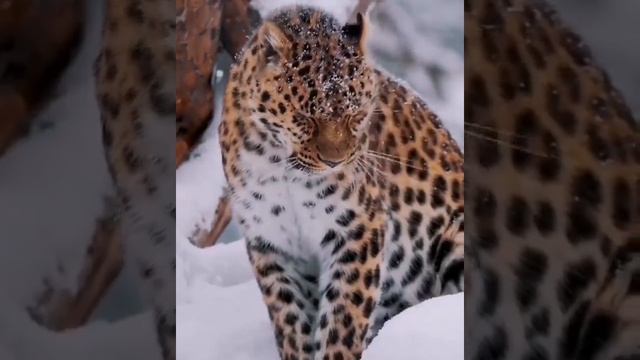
176,240 -> 463,360
0,295 -> 158,360
363,293 -> 464,360
252,0 -> 354,23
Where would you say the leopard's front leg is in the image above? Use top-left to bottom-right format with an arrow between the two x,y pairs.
314,217 -> 384,360
247,236 -> 319,360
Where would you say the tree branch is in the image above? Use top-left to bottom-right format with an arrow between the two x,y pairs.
195,192 -> 232,248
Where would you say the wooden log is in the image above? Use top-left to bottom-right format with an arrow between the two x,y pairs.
176,0 -> 222,167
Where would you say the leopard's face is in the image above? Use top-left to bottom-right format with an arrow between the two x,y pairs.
229,7 -> 378,175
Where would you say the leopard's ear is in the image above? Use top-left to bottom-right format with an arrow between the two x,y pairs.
342,11 -> 369,52
257,21 -> 292,65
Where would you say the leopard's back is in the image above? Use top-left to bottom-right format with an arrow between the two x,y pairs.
465,0 -> 640,359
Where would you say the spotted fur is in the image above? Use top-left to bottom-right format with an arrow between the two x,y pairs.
220,6 -> 464,360
466,1 -> 640,359
94,1 -> 175,359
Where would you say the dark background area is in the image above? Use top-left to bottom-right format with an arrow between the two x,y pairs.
549,0 -> 640,116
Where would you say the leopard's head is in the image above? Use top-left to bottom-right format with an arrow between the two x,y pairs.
231,6 -> 379,174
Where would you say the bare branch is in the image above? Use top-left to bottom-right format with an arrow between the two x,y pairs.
58,210 -> 123,329
196,194 -> 232,248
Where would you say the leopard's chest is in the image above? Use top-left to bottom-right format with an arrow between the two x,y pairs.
232,174 -> 357,264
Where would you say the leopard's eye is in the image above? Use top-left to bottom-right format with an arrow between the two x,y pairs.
344,116 -> 357,134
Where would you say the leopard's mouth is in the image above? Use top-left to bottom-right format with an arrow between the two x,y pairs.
286,156 -> 321,175
286,149 -> 360,176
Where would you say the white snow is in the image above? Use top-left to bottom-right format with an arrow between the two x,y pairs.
363,293 -> 464,360
252,0 -> 354,24
0,296 -> 159,360
176,238 -> 464,360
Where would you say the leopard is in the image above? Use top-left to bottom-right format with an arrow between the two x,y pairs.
465,0 -> 640,359
219,6 -> 464,360
93,1 -> 175,359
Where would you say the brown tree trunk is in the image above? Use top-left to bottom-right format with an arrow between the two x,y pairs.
220,0 -> 262,60
176,0 -> 222,168
0,0 -> 84,154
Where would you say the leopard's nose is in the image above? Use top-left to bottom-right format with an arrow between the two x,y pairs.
319,157 -> 342,168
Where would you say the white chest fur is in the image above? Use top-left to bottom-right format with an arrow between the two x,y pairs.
233,174 -> 349,263
231,153 -> 353,269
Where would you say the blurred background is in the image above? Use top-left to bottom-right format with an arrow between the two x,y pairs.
548,0 -> 640,115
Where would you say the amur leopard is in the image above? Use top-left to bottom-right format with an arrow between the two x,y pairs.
466,0 -> 640,359
219,6 -> 464,360
94,0 -> 175,359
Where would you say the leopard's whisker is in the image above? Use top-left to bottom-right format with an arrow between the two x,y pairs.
356,157 -> 376,181
464,130 -> 557,159
364,158 -> 389,179
464,121 -> 530,140
365,150 -> 408,164
366,150 -> 406,161
358,155 -> 394,179
364,152 -> 430,172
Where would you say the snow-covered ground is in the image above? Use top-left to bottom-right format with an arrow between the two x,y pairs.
176,235 -> 463,360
